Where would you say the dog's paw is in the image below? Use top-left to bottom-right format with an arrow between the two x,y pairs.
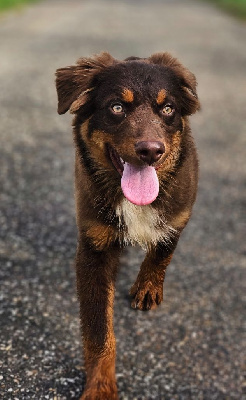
130,280 -> 163,311
80,381 -> 118,400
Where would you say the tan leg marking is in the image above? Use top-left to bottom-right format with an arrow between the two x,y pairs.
171,209 -> 191,230
81,282 -> 118,400
86,223 -> 117,251
130,253 -> 173,311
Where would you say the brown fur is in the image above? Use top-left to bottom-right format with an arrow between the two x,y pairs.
55,52 -> 199,399
122,88 -> 134,103
156,88 -> 166,105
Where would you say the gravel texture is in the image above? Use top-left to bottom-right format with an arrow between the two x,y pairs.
0,0 -> 245,399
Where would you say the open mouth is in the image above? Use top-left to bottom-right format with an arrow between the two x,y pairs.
106,143 -> 160,206
107,144 -> 124,176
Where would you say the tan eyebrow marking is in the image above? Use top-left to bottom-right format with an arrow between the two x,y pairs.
156,89 -> 166,105
122,88 -> 134,103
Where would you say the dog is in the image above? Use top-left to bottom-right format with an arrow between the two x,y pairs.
55,52 -> 199,400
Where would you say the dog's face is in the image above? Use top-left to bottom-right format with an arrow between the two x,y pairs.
56,52 -> 199,205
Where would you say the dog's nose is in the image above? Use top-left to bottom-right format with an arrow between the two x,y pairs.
135,141 -> 165,165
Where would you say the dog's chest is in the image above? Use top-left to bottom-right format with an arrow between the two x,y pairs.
115,198 -> 175,249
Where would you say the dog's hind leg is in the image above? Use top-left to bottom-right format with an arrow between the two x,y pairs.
76,237 -> 120,400
130,240 -> 179,311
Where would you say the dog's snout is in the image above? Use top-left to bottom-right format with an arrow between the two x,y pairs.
135,141 -> 165,165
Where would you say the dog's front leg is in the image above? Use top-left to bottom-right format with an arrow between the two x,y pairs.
130,240 -> 179,311
76,236 -> 120,400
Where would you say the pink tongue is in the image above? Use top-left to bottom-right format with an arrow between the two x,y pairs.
121,162 -> 159,206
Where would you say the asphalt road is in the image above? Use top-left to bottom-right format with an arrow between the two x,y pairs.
0,0 -> 245,399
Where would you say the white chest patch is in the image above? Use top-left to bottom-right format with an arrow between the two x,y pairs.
115,198 -> 176,250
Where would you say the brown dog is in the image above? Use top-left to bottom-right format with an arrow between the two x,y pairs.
55,52 -> 199,400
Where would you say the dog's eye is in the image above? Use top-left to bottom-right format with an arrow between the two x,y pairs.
162,105 -> 174,116
111,104 -> 124,114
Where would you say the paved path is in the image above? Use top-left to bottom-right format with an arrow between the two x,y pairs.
0,1 -> 245,399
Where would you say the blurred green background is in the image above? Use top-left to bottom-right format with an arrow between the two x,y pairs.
206,0 -> 246,19
1,0 -> 246,19
0,0 -> 38,11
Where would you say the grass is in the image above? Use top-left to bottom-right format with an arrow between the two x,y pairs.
0,0 -> 38,12
1,0 -> 245,19
205,0 -> 246,20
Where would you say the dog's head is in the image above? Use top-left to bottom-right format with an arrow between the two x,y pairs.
56,52 -> 199,206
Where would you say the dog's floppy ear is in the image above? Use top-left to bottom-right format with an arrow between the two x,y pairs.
149,52 -> 200,115
55,52 -> 117,115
